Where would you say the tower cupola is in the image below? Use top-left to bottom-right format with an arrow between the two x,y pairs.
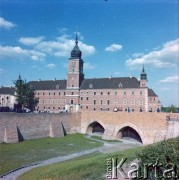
71,35 -> 82,58
140,64 -> 147,80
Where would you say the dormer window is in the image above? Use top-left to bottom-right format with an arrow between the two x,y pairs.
56,84 -> 59,89
119,83 -> 123,88
89,83 -> 93,88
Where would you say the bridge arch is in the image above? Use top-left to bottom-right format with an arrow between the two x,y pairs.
86,121 -> 105,135
117,123 -> 143,143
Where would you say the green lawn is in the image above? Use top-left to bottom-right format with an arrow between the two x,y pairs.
0,133 -> 103,175
90,135 -> 121,143
19,147 -> 142,180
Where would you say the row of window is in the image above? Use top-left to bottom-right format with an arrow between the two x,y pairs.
35,90 -> 144,96
40,99 -> 66,104
37,106 -> 65,111
35,92 -> 66,96
80,99 -> 143,105
81,91 -> 143,96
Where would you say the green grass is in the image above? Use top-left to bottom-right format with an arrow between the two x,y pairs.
90,135 -> 121,143
19,147 -> 142,180
0,133 -> 103,175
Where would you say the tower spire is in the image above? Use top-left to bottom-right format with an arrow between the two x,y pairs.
75,33 -> 78,46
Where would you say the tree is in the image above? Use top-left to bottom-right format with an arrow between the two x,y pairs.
13,75 -> 38,111
168,104 -> 177,113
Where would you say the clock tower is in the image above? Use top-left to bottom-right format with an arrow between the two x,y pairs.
66,35 -> 84,112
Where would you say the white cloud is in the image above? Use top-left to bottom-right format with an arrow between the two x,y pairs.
19,36 -> 45,46
35,34 -> 95,57
45,63 -> 56,69
114,72 -> 120,75
159,75 -> 179,83
0,17 -> 16,30
84,62 -> 95,70
0,46 -> 46,62
126,39 -> 179,69
105,44 -> 123,52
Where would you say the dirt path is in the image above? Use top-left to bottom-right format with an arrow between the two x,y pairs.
1,136 -> 142,180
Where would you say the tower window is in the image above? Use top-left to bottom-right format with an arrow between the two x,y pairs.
101,92 -> 103,95
108,92 -> 110,95
72,62 -> 76,68
72,92 -> 74,95
94,92 -> 96,95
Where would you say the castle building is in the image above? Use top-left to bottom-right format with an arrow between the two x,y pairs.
28,36 -> 161,113
0,36 -> 161,112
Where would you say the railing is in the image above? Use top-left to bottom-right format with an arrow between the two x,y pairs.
166,114 -> 179,121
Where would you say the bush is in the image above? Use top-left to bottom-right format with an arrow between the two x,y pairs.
136,138 -> 179,179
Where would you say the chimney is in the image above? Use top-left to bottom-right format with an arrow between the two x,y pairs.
38,79 -> 41,82
54,78 -> 56,81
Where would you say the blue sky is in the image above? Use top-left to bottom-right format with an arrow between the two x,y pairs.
0,0 -> 178,106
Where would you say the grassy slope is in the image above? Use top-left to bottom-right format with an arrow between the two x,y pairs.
0,134 -> 103,175
19,147 -> 142,180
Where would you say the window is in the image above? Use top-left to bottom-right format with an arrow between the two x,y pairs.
44,107 -> 46,109
71,100 -> 74,104
54,92 -> 55,95
49,92 -> 50,95
58,99 -> 61,104
107,108 -> 110,111
58,107 -> 61,109
101,92 -> 103,95
48,99 -> 50,104
64,92 -> 66,95
53,107 -> 55,110
86,106 -> 88,109
72,92 -> 74,95
81,97 -> 83,100
94,100 -> 96,105
48,107 -> 50,109
43,92 -> 45,95
94,92 -> 96,95
94,108 -> 96,111
124,91 -> 126,95
38,92 -> 40,95
139,99 -> 143,105
132,91 -> 134,95
140,91 -> 142,95
114,99 -> 118,105
59,92 -> 60,95
115,91 -> 117,95
72,62 -> 76,68
86,97 -> 89,101
100,99 -> 103,105
131,99 -> 135,105
123,99 -> 127,105
42,99 -> 45,104
81,106 -> 83,109
107,100 -> 110,105
63,99 -> 66,103
100,107 -> 103,111
154,98 -> 155,101
52,99 -> 56,104
108,92 -> 110,95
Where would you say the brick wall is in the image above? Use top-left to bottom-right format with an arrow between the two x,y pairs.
0,111 -> 178,144
0,112 -> 81,143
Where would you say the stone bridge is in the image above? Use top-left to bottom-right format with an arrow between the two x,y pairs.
80,111 -> 179,145
0,112 -> 179,145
